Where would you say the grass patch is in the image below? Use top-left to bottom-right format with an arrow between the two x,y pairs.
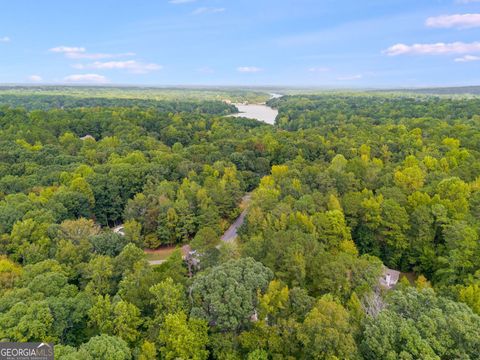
144,247 -> 177,261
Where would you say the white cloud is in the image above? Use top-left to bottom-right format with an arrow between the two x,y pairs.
426,14 -> 480,29
198,66 -> 214,74
0,36 -> 10,43
237,66 -> 262,73
28,75 -> 42,82
308,66 -> 330,72
192,7 -> 225,15
66,52 -> 136,60
337,74 -> 363,81
63,74 -> 108,84
50,46 -> 135,60
454,54 -> 480,62
384,41 -> 480,56
50,46 -> 86,53
73,60 -> 162,74
170,0 -> 196,3
456,0 -> 480,4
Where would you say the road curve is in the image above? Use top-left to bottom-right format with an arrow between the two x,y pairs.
221,194 -> 252,243
148,193 -> 252,265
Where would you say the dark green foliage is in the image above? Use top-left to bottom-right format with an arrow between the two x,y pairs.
1,90 -> 480,359
89,232 -> 129,257
0,94 -> 236,114
361,287 -> 480,359
190,257 -> 273,331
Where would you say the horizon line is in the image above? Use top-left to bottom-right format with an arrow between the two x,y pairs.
2,83 -> 480,91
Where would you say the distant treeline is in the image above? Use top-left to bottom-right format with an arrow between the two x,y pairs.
0,85 -> 272,103
0,94 -> 237,114
376,86 -> 480,95
268,94 -> 480,129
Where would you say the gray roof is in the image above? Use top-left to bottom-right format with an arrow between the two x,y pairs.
379,267 -> 401,288
80,134 -> 95,141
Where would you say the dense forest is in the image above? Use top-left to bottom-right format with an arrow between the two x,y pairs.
0,94 -> 237,113
380,86 -> 480,95
0,89 -> 480,359
0,86 -> 272,104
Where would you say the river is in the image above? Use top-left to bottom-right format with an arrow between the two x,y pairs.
228,93 -> 282,125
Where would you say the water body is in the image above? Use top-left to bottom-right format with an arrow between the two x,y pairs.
228,93 -> 282,125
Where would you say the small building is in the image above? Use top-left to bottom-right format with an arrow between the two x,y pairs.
182,244 -> 200,276
112,224 -> 125,236
181,244 -> 192,259
80,134 -> 95,141
379,267 -> 400,289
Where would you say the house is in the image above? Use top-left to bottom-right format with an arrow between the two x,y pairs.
182,244 -> 201,276
112,224 -> 125,236
181,244 -> 192,259
379,267 -> 400,289
80,134 -> 95,141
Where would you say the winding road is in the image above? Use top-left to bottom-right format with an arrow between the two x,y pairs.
221,194 -> 251,243
147,194 -> 252,265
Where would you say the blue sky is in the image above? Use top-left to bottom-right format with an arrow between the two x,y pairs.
1,0 -> 480,87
